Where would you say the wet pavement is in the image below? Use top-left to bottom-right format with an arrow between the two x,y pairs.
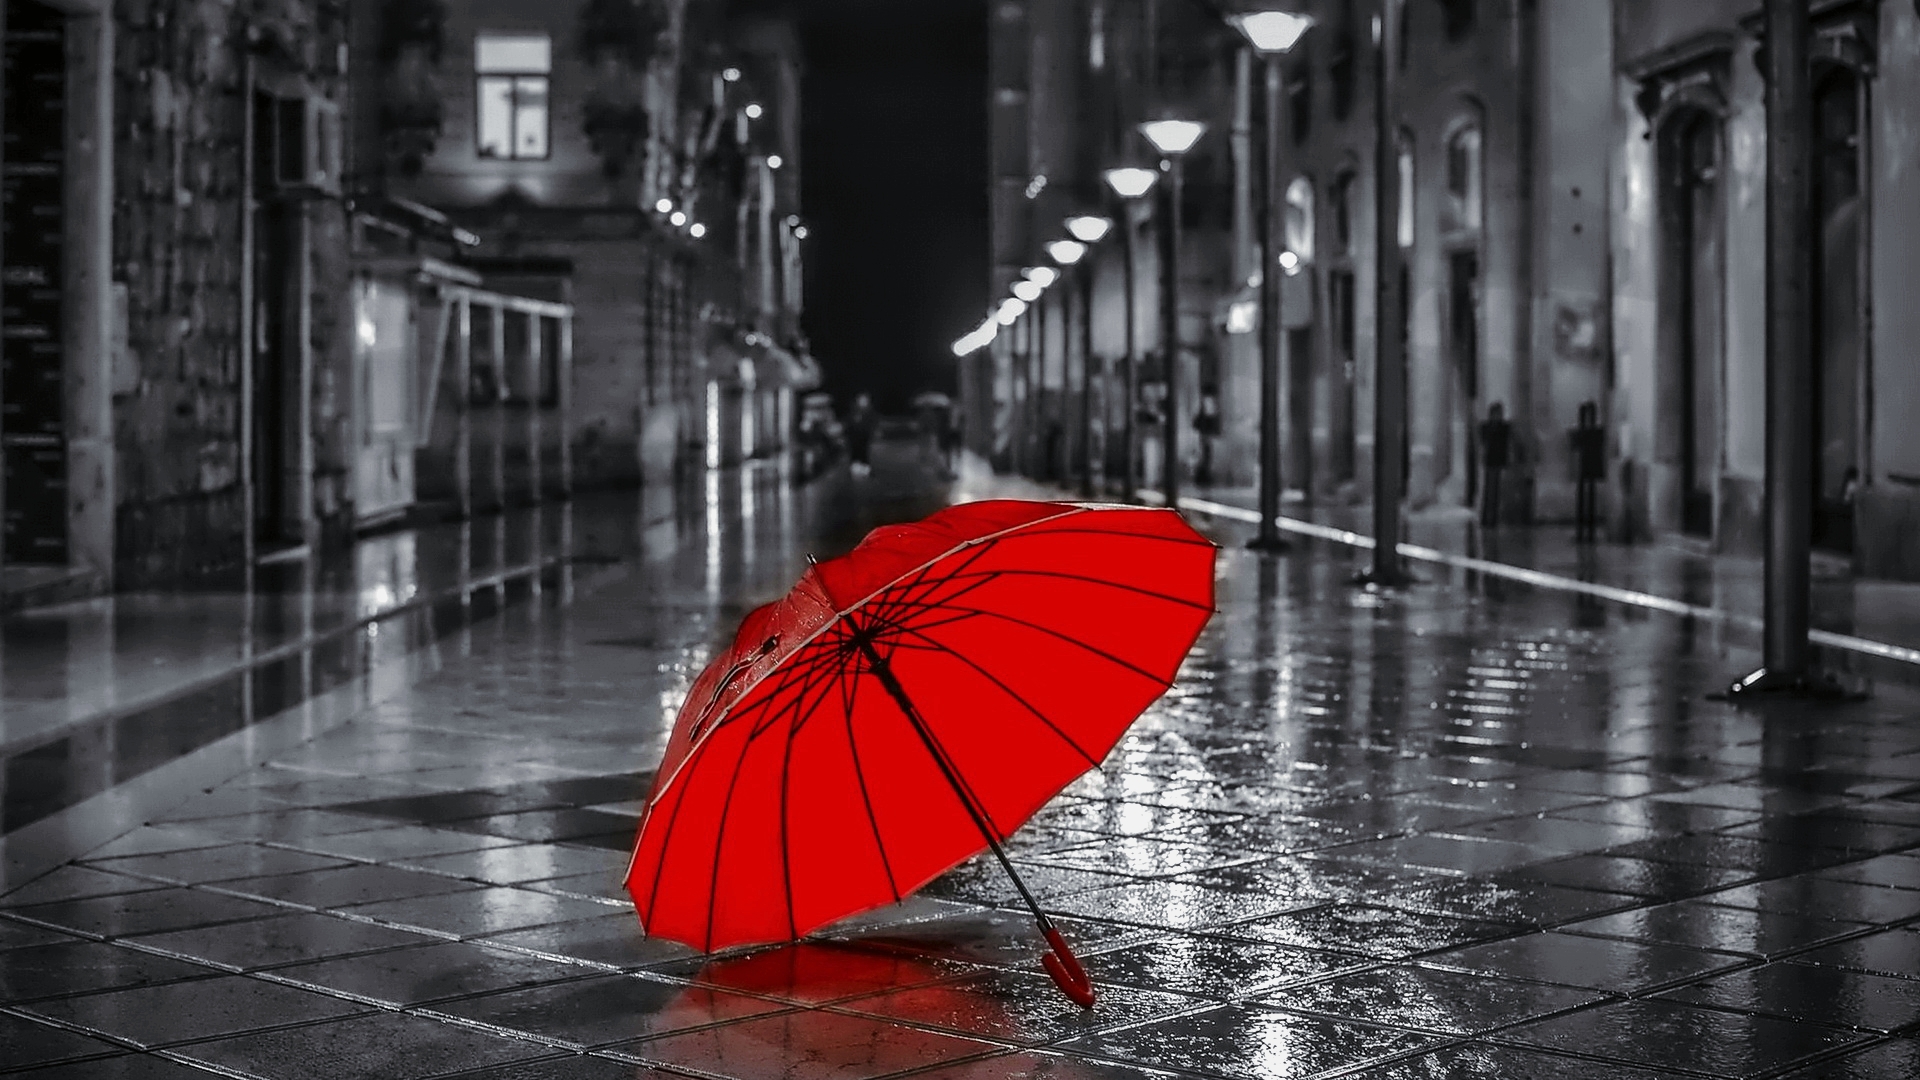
5,442 -> 1920,1078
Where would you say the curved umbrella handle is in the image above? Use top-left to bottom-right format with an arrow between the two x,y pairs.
1040,926 -> 1097,1008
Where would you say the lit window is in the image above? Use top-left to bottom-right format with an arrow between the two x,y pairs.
1285,176 -> 1315,265
476,33 -> 551,160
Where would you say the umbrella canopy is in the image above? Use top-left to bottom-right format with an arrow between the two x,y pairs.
627,500 -> 1216,1004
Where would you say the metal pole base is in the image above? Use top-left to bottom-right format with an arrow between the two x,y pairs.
1720,666 -> 1868,704
1350,567 -> 1416,590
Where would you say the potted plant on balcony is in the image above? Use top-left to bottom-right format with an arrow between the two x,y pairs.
579,0 -> 667,178
379,0 -> 448,176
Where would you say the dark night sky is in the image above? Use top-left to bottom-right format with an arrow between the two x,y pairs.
743,0 -> 989,413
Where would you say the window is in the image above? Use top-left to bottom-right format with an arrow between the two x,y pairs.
1397,132 -> 1415,249
1445,123 -> 1482,232
1331,171 -> 1355,254
476,33 -> 551,160
1285,176 -> 1315,265
1438,0 -> 1475,41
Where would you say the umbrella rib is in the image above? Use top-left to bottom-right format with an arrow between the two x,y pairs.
918,604 -> 1179,689
860,541 -> 1002,629
853,635 -> 1063,937
700,718 -> 767,953
1009,526 -> 1218,548
839,650 -> 904,903
885,622 -> 1102,769
907,566 -> 1215,612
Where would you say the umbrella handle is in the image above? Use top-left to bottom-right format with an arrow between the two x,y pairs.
1040,926 -> 1096,1008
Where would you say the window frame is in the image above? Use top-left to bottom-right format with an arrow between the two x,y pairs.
474,32 -> 553,162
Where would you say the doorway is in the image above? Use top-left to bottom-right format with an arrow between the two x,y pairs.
1661,109 -> 1723,539
2,1 -> 68,565
1812,66 -> 1863,554
1448,249 -> 1481,507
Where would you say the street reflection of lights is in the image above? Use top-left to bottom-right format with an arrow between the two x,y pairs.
793,226 -> 808,239
767,154 -> 783,170
357,316 -> 377,348
690,222 -> 707,238
996,297 -> 1027,324
705,380 -> 721,470
656,198 -> 673,214
1046,239 -> 1087,265
1012,279 -> 1043,303
745,102 -> 764,119
1227,299 -> 1258,335
705,469 -> 722,602
671,210 -> 688,227
1025,266 -> 1059,287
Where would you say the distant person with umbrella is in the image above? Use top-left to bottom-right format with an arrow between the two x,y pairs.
913,391 -> 953,474
1478,401 -> 1513,529
846,393 -> 877,477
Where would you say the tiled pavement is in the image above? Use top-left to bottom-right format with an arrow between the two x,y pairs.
5,447 -> 1920,1078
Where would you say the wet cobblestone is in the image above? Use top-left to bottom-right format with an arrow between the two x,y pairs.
5,449 -> 1920,1077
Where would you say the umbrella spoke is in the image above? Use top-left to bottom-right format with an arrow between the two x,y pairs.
913,604 -> 1177,689
884,622 -> 1102,769
897,566 -> 1215,613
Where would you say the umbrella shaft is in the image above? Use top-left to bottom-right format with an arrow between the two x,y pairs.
854,637 -> 1055,933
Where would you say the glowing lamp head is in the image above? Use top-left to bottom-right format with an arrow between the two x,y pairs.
1046,239 -> 1087,266
690,222 -> 707,238
656,198 -> 673,214
1065,215 -> 1113,243
997,298 -> 1028,325
670,210 -> 688,227
1139,119 -> 1207,157
767,155 -> 784,170
745,103 -> 764,120
1012,279 -> 1044,303
1024,266 -> 1059,288
1228,9 -> 1315,54
1103,166 -> 1160,200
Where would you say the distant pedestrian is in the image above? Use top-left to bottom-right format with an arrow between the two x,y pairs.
846,393 -> 876,476
1571,401 -> 1605,542
1193,393 -> 1221,488
1478,402 -> 1512,529
938,410 -> 962,478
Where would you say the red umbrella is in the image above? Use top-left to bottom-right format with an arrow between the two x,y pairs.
625,500 -> 1216,1006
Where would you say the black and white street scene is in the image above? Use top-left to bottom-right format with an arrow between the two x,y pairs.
5,1 -> 1920,1077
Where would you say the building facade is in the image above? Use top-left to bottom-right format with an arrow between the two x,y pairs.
980,0 -> 1920,581
0,0 -> 810,602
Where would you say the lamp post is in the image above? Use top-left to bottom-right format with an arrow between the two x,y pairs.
1228,9 -> 1314,552
1361,0 -> 1410,586
1138,119 -> 1206,509
1061,218 -> 1111,498
1012,274 -> 1047,476
1103,167 -> 1158,501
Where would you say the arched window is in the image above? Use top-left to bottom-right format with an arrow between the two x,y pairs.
1445,122 -> 1482,233
1397,130 -> 1416,249
1330,170 -> 1356,255
1285,177 -> 1315,267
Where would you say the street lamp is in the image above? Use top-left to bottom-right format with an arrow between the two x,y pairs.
1361,0 -> 1409,586
1026,266 -> 1060,288
1012,278 -> 1044,303
1061,218 -> 1114,498
1104,166 -> 1159,502
1229,6 -> 1314,553
1138,118 -> 1206,509
1066,215 -> 1113,243
1046,239 -> 1088,266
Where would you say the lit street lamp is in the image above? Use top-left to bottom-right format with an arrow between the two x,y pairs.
1228,7 -> 1313,553
1138,119 -> 1207,509
1356,0 -> 1410,587
1104,166 -> 1159,502
1058,217 -> 1114,498
1046,239 -> 1088,266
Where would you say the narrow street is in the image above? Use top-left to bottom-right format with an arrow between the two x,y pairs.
4,442 -> 1920,1078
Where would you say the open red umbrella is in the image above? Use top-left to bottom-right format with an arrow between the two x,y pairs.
625,500 -> 1216,1006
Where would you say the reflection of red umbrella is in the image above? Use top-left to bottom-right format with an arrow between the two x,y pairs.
625,501 -> 1215,1006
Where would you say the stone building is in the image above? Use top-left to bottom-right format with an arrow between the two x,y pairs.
2,0 -> 358,597
0,0 -> 809,603
982,0 -> 1920,582
1610,0 -> 1920,577
351,0 -> 815,490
